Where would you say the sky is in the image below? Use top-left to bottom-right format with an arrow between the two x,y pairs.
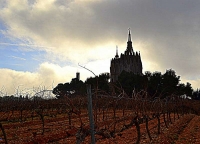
0,0 -> 200,95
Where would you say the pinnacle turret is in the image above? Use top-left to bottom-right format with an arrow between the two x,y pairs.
115,46 -> 119,58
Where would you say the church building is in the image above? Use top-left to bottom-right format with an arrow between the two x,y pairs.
110,30 -> 143,82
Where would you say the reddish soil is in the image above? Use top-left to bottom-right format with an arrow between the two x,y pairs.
1,111 -> 200,144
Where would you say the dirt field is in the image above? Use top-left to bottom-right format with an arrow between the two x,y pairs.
1,112 -> 200,144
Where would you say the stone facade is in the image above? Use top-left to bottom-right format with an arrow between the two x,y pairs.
110,30 -> 143,82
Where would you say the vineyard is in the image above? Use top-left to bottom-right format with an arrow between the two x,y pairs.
0,88 -> 200,144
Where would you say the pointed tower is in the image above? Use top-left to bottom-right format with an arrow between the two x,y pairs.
125,29 -> 134,55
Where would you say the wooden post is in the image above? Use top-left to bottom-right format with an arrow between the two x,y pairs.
87,84 -> 95,144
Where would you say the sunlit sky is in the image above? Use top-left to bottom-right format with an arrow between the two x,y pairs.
0,0 -> 200,95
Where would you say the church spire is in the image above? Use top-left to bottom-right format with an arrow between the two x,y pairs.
125,28 -> 134,55
128,28 -> 131,41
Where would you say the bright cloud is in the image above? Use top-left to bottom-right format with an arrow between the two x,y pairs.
0,62 -> 79,95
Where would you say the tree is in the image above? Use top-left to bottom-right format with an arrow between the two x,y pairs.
98,73 -> 110,92
52,69 -> 194,99
85,73 -> 110,92
85,76 -> 97,89
184,82 -> 193,96
146,71 -> 162,98
70,78 -> 85,95
118,71 -> 136,95
192,89 -> 200,100
177,83 -> 186,95
118,71 -> 147,96
52,83 -> 68,98
161,69 -> 180,97
52,79 -> 85,98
